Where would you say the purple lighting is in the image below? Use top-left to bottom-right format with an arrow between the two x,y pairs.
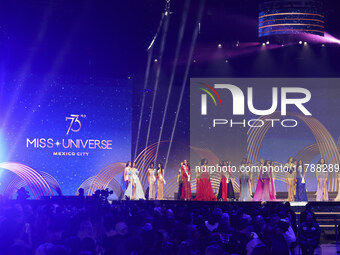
301,32 -> 340,44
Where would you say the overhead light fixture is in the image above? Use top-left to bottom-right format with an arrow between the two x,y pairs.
258,1 -> 324,38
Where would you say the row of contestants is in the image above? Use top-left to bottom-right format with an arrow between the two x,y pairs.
233,157 -> 327,202
123,161 -> 166,200
176,157 -> 325,202
227,157 -> 326,202
177,159 -> 241,201
122,157 -> 331,201
284,157 -> 328,202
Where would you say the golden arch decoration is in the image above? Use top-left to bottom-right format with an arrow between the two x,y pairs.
0,162 -> 54,199
77,176 -> 124,199
294,143 -> 326,164
87,162 -> 125,195
247,111 -> 340,191
4,171 -> 62,198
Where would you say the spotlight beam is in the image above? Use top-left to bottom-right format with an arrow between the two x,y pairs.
1,7 -> 54,131
154,0 -> 190,164
164,0 -> 205,171
142,10 -> 171,170
147,0 -> 171,51
133,47 -> 154,160
8,2 -> 92,159
147,13 -> 166,51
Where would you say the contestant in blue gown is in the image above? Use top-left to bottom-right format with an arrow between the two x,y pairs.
295,160 -> 308,201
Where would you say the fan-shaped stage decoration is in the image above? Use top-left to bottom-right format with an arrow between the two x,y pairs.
247,111 -> 340,191
0,162 -> 55,199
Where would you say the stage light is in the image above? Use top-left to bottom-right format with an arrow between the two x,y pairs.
304,42 -> 308,45
225,59 -> 229,63
322,44 -> 325,47
193,60 -> 197,63
262,42 -> 266,46
153,0 -> 191,164
299,41 -> 303,44
266,41 -> 270,45
218,44 -> 222,48
154,59 -> 158,63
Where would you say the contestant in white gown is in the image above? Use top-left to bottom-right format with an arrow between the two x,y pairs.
124,162 -> 145,200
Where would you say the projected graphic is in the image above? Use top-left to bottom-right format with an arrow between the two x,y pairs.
190,78 -> 340,193
0,76 -> 132,196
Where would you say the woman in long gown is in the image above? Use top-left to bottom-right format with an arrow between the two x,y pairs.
217,161 -> 229,201
295,160 -> 308,201
335,171 -> 340,201
157,163 -> 165,200
124,162 -> 145,200
177,162 -> 183,200
195,161 -> 203,200
181,159 -> 192,200
216,161 -> 223,200
285,157 -> 296,202
316,158 -> 328,201
147,163 -> 157,200
195,159 -> 216,201
253,160 -> 276,201
271,161 -> 278,198
226,160 -> 236,200
239,159 -> 252,201
122,161 -> 131,192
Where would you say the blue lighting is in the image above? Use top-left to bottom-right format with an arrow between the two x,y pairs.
0,130 -> 5,179
259,9 -> 325,37
0,130 -> 4,162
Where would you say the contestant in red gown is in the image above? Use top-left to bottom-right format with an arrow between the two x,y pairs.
195,159 -> 217,201
181,159 -> 192,200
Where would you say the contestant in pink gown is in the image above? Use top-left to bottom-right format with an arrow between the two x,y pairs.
253,160 -> 276,201
316,158 -> 328,201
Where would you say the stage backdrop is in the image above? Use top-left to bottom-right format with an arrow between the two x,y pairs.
190,78 -> 340,193
0,76 -> 132,195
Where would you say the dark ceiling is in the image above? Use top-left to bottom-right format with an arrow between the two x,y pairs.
0,0 -> 340,77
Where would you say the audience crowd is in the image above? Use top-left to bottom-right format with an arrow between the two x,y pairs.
0,196 -> 320,255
